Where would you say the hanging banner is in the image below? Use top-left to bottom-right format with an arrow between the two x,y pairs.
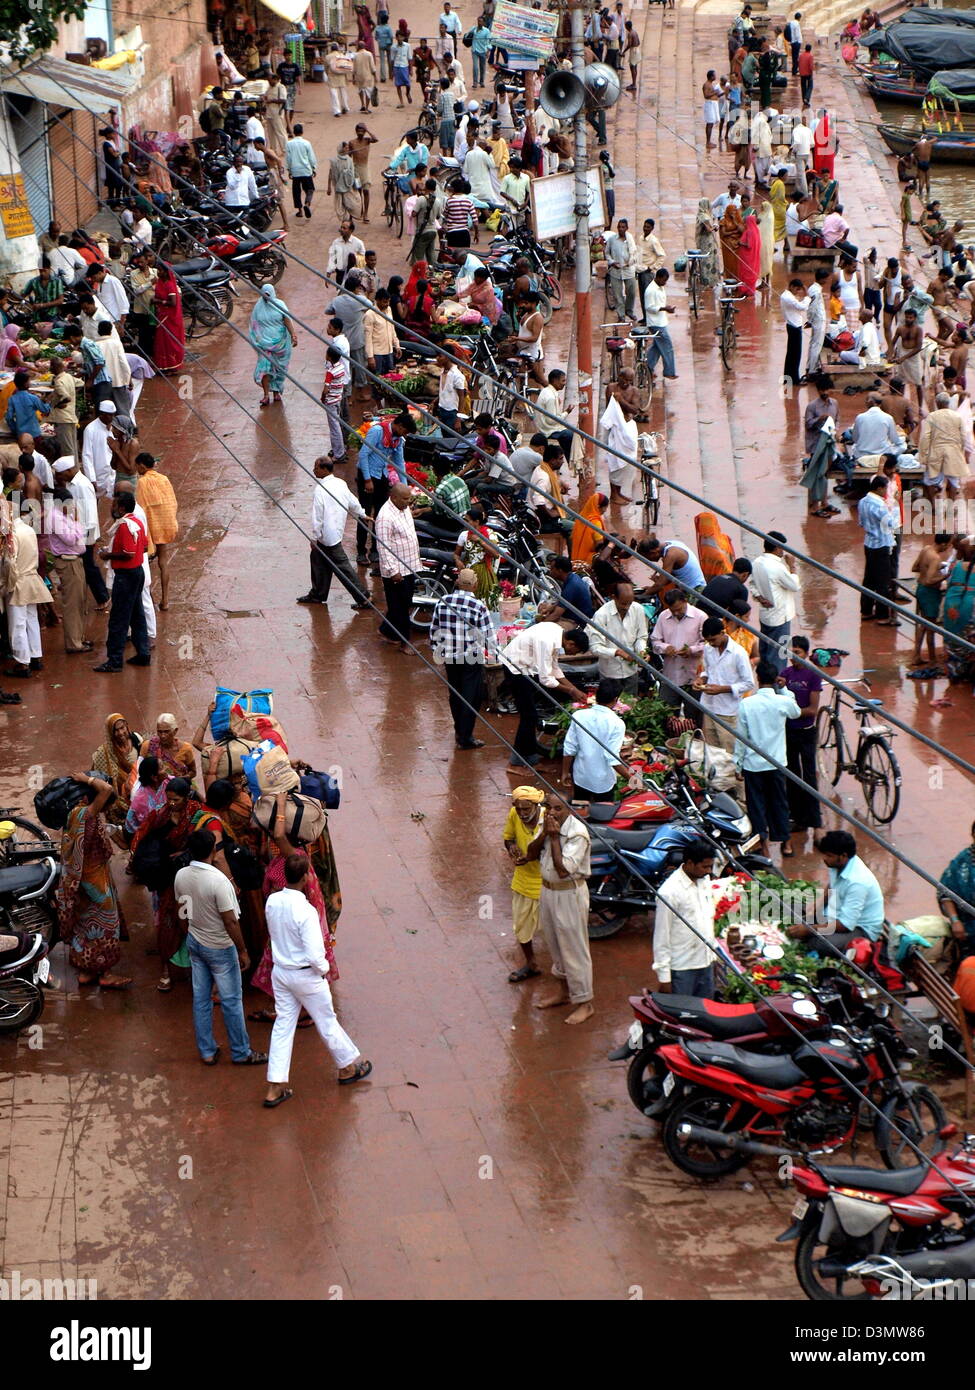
0,173 -> 34,239
491,1 -> 558,61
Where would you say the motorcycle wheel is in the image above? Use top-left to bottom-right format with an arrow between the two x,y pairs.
661,1087 -> 750,1178
794,1226 -> 872,1301
0,978 -> 44,1035
247,249 -> 286,286
876,1085 -> 948,1170
587,904 -> 630,939
626,1044 -> 663,1114
409,576 -> 448,631
0,816 -> 53,865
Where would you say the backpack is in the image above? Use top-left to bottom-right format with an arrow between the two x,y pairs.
299,769 -> 341,810
221,836 -> 265,891
131,827 -> 184,892
462,27 -> 474,47
34,776 -> 87,831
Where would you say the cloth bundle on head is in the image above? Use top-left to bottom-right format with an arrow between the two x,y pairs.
511,786 -> 545,802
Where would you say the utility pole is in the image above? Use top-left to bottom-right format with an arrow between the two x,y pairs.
569,0 -> 595,501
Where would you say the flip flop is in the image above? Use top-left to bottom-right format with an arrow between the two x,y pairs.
263,1089 -> 294,1109
99,975 -> 132,989
508,965 -> 541,983
247,1008 -> 276,1022
338,1059 -> 373,1085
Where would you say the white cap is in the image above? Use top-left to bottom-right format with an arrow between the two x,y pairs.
53,455 -> 75,473
98,400 -> 117,413
467,100 -> 479,111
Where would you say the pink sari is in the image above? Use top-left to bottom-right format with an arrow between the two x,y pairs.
250,850 -> 339,996
738,211 -> 761,297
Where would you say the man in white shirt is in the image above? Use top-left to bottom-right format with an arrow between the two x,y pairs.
499,160 -> 530,212
781,277 -> 808,385
643,268 -> 678,380
264,850 -> 370,1107
298,455 -> 370,609
605,218 -> 638,321
533,368 -> 575,459
653,841 -> 718,999
561,680 -> 627,802
522,796 -> 595,1025
751,531 -> 801,672
501,620 -> 590,767
81,399 -> 118,498
225,154 -> 258,208
56,455 -> 109,606
440,1 -> 463,37
785,11 -> 803,75
635,217 -> 665,322
734,661 -> 802,858
244,107 -> 266,166
375,482 -> 423,648
790,116 -> 813,197
49,238 -> 87,288
693,615 -> 756,751
588,582 -> 648,693
174,829 -> 266,1066
464,135 -> 502,206
88,264 -> 129,330
326,221 -> 366,283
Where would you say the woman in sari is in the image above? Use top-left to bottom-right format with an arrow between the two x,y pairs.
152,262 -> 185,371
694,199 -> 720,289
737,196 -> 762,297
757,197 -> 775,289
0,324 -> 33,375
570,492 -> 609,567
130,777 -> 203,991
57,773 -> 130,987
403,278 -> 435,336
354,3 -> 376,53
719,199 -> 745,282
769,173 -> 788,244
938,819 -> 975,949
144,712 -> 197,781
248,283 -> 297,407
90,712 -> 143,825
944,539 -> 975,683
248,790 -> 342,1023
124,757 -> 170,839
192,778 -> 268,967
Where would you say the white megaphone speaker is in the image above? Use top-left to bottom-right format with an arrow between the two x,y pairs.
539,68 -> 586,119
583,61 -> 622,109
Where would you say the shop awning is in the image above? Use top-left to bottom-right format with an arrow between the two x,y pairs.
259,0 -> 312,24
0,54 -> 137,113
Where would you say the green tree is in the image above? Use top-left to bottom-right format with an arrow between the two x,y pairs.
0,0 -> 88,64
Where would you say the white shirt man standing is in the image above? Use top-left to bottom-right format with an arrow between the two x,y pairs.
653,842 -> 719,1000
174,828 -> 266,1066
298,455 -> 370,610
750,531 -> 801,672
693,615 -> 756,752
225,156 -> 258,207
588,582 -> 649,692
264,846 -> 370,1106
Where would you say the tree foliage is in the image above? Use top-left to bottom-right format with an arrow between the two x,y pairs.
0,0 -> 88,64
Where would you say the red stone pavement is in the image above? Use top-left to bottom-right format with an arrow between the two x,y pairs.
0,1 -> 971,1301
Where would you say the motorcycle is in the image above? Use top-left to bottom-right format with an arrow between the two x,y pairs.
165,257 -> 237,340
851,1235 -> 975,1300
202,226 -> 288,287
0,930 -> 51,1036
777,1133 -> 975,1300
658,1005 -> 948,1179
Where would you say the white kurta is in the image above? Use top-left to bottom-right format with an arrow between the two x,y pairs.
82,419 -> 114,498
598,393 -> 638,499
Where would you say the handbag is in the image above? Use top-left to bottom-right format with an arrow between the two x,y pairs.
34,776 -> 88,831
299,769 -> 340,810
462,27 -> 474,47
221,835 -> 265,891
131,827 -> 183,892
370,85 -> 379,107
252,791 -> 327,845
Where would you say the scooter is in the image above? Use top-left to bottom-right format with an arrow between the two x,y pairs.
0,930 -> 51,1035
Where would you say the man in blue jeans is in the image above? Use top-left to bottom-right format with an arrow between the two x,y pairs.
174,830 -> 267,1067
643,267 -> 678,380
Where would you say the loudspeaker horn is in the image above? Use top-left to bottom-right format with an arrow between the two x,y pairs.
583,61 -> 622,109
539,69 -> 586,119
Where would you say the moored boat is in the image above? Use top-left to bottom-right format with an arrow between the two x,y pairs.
877,122 -> 975,163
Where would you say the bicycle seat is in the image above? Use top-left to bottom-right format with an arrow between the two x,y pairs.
631,327 -> 652,338
853,699 -> 883,711
685,249 -> 706,258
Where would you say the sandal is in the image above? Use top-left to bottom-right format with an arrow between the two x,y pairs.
157,976 -> 172,992
76,972 -> 97,986
508,964 -> 541,983
259,396 -> 271,408
247,1008 -> 276,1022
99,974 -> 132,989
338,1059 -> 373,1085
263,1088 -> 294,1109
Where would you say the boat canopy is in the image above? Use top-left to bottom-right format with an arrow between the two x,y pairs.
885,6 -> 975,27
880,24 -> 975,74
927,68 -> 975,102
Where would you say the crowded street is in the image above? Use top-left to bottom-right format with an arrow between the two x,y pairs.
2,0 -> 975,1319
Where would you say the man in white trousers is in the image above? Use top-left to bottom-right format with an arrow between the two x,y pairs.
264,853 -> 372,1107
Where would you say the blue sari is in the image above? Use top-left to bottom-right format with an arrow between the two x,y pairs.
944,558 -> 975,682
939,844 -> 975,943
248,285 -> 293,393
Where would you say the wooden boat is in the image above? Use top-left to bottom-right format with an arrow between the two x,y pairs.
864,71 -> 927,104
877,122 -> 975,162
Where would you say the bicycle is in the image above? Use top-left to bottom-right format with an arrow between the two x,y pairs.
638,431 -> 661,528
602,321 -> 652,415
815,670 -> 902,823
381,169 -> 404,238
716,278 -> 746,371
685,248 -> 708,320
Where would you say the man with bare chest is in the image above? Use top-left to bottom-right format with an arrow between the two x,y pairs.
911,533 -> 953,666
879,378 -> 918,438
927,268 -> 957,342
606,366 -> 648,422
891,308 -> 925,412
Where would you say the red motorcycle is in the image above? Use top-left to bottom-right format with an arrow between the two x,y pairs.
655,1006 -> 947,1178
621,969 -> 855,1119
204,227 -> 287,287
777,1133 -> 975,1300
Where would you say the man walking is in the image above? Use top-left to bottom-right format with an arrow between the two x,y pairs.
781,278 -> 808,386
858,474 -> 896,624
798,42 -> 814,106
264,852 -> 371,1107
285,124 -> 317,218
4,507 -> 52,678
46,477 -> 91,655
175,829 -> 267,1067
355,411 -> 415,563
734,661 -> 801,858
93,491 -> 150,672
643,267 -> 678,381
57,454 -> 108,609
561,679 -> 627,803
319,345 -> 350,458
588,581 -> 649,694
298,456 -> 371,610
525,797 -> 595,1025
653,841 -> 718,999
785,11 -> 803,75
430,569 -> 495,749
693,616 -> 756,752
751,531 -> 801,671
375,481 -> 423,649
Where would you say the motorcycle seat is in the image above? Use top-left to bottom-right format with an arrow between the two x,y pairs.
0,862 -> 52,901
652,994 -> 764,1039
181,270 -> 231,290
170,257 -> 216,276
230,236 -> 267,254
684,1039 -> 805,1089
813,1162 -> 927,1196
590,826 -> 657,850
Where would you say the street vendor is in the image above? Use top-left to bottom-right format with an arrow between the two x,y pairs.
787,829 -> 885,956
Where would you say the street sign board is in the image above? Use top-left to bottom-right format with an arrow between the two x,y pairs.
491,1 -> 558,61
529,167 -> 606,242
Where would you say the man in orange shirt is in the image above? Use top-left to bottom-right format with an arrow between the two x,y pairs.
797,43 -> 815,108
135,452 -> 179,612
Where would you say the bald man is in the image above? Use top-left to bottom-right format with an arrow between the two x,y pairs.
374,482 -> 423,648
430,567 -> 496,749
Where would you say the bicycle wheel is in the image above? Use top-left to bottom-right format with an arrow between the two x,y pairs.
690,265 -> 700,320
815,708 -> 842,788
857,737 -> 901,824
384,184 -> 397,230
0,817 -> 56,867
720,314 -> 736,370
542,272 -> 563,308
642,476 -> 659,530
393,191 -> 404,238
634,357 -> 652,413
536,290 -> 553,324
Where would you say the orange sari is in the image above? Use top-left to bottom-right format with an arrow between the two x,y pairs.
571,492 -> 607,565
694,511 -> 735,580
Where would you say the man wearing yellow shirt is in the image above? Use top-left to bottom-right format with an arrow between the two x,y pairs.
504,787 -> 544,983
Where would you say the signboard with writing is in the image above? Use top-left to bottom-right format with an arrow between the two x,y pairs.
491,1 -> 558,61
0,173 -> 34,239
529,167 -> 606,242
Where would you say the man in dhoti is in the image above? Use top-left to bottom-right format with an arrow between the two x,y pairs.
752,108 -> 773,187
525,796 -> 594,1025
599,390 -> 639,503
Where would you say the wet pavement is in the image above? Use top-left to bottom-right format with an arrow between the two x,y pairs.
1,1 -> 972,1301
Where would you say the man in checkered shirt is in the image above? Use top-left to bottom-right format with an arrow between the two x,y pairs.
430,569 -> 497,750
